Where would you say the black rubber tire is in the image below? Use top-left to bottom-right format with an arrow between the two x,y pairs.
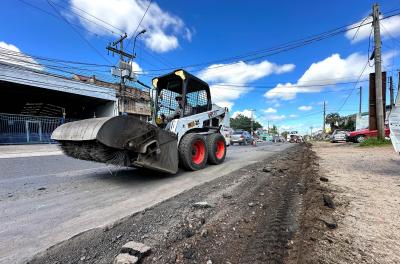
179,133 -> 208,171
355,135 -> 366,143
206,133 -> 227,165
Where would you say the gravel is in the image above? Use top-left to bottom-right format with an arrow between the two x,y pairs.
28,144 -> 318,264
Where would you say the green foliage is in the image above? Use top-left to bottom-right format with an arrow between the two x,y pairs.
359,138 -> 391,147
230,114 -> 262,132
342,118 -> 355,131
269,125 -> 278,134
281,131 -> 289,138
325,112 -> 341,131
325,112 -> 356,132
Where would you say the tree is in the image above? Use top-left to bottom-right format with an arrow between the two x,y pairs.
325,112 -> 341,131
281,131 -> 289,139
230,114 -> 262,132
269,124 -> 278,134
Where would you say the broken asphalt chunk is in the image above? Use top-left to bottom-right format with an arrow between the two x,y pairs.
320,216 -> 337,229
262,167 -> 272,172
121,241 -> 151,258
193,201 -> 212,208
323,194 -> 335,209
113,253 -> 138,264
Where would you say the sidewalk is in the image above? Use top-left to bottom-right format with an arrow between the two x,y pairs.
0,144 -> 63,158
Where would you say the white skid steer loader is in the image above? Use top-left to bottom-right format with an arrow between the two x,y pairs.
51,69 -> 230,174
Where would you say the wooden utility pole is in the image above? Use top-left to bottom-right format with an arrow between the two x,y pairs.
323,101 -> 326,135
389,76 -> 394,110
372,3 -> 385,139
250,109 -> 255,136
398,70 -> 400,94
107,33 -> 135,115
359,86 -> 362,114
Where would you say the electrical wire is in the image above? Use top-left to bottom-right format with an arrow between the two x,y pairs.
335,60 -> 370,112
129,11 -> 400,75
58,0 -> 125,35
0,47 -> 112,67
46,0 -> 113,64
126,0 -> 153,50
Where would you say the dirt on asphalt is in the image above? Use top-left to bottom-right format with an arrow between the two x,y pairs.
28,143 -> 333,264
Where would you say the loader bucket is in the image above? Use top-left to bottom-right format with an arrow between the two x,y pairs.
51,116 -> 179,174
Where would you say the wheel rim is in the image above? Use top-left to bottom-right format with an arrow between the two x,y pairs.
192,140 -> 206,165
215,140 -> 225,159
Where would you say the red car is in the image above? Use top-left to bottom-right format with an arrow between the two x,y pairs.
346,127 -> 390,143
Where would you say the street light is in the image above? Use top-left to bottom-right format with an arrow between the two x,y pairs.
133,29 -> 146,56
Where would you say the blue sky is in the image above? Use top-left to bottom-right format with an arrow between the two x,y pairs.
1,0 -> 400,133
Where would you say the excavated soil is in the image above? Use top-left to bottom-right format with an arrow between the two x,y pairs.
29,144 -> 329,264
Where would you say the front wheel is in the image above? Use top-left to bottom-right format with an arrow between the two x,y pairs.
207,133 -> 227,165
179,133 -> 208,171
355,135 -> 365,143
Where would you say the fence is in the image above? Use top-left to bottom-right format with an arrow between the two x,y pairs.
0,113 -> 70,144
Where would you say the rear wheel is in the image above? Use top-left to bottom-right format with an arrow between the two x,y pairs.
207,133 -> 227,165
179,133 -> 208,171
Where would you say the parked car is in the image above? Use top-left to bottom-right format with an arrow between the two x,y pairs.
346,127 -> 390,143
330,129 -> 348,143
230,131 -> 253,145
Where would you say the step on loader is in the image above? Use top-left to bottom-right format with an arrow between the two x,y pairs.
51,70 -> 230,174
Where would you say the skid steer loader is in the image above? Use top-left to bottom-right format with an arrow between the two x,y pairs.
51,70 -> 230,174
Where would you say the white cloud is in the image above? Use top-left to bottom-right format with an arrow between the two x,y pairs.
345,15 -> 400,43
130,61 -> 142,72
298,105 -> 312,111
289,114 -> 298,118
264,51 -> 397,100
265,114 -> 285,121
0,41 -> 43,71
199,60 -> 295,108
264,107 -> 277,113
144,31 -> 178,53
68,0 -> 191,53
232,109 -> 256,118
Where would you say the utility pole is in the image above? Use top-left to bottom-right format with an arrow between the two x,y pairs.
107,33 -> 135,115
389,76 -> 394,110
249,109 -> 255,136
372,3 -> 385,139
323,101 -> 326,135
358,86 -> 362,114
398,70 -> 400,94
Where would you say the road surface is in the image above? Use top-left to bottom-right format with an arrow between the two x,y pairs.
0,142 -> 292,263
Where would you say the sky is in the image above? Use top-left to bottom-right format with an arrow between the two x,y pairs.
1,0 -> 400,134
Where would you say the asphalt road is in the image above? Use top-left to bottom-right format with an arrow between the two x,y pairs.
0,142 -> 292,264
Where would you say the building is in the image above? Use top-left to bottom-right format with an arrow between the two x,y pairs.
0,62 -> 151,144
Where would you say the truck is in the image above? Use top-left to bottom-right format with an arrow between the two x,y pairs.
51,69 -> 230,174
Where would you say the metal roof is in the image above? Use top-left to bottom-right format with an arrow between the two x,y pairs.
0,62 -> 117,101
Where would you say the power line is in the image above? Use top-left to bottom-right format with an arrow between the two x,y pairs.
59,0 -> 125,35
47,0 -> 112,64
16,0 -> 89,32
130,11 -> 400,75
126,0 -> 152,50
335,60 -> 370,112
0,47 -> 112,67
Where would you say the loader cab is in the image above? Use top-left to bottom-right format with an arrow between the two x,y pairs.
152,70 -> 211,126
